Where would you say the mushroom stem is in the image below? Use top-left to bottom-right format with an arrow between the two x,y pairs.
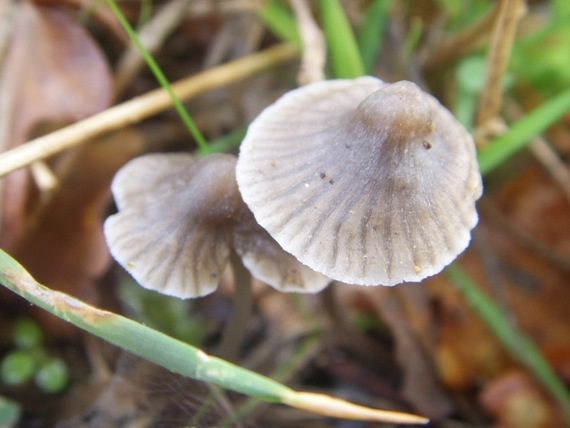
218,250 -> 254,363
321,284 -> 398,371
321,282 -> 349,333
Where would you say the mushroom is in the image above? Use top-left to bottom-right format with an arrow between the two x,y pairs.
104,152 -> 331,299
236,76 -> 483,286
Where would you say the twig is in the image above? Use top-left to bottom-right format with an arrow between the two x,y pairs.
0,0 -> 16,63
289,0 -> 326,85
479,198 -> 570,274
202,13 -> 264,69
503,97 -> 570,204
0,43 -> 298,178
475,0 -> 526,133
29,161 -> 58,199
423,4 -> 498,71
368,287 -> 453,419
320,284 -> 399,374
186,0 -> 264,18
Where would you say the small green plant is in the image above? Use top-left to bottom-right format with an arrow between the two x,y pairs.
0,318 -> 69,394
0,396 -> 21,428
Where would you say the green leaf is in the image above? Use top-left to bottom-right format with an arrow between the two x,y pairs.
196,126 -> 248,156
357,0 -> 392,73
12,318 -> 43,350
0,249 -> 427,424
35,357 -> 70,394
1,350 -> 36,386
319,0 -> 365,78
0,396 -> 21,428
478,87 -> 570,175
257,0 -> 301,49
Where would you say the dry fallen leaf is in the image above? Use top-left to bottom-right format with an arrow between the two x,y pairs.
364,286 -> 454,420
12,129 -> 144,337
480,370 -> 562,428
0,0 -> 112,251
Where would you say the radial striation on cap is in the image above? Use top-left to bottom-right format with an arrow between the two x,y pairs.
236,76 -> 483,286
104,153 -> 331,298
104,154 -> 240,298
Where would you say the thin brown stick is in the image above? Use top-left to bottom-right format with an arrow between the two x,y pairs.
368,287 -> 453,419
479,199 -> 570,274
0,43 -> 297,178
503,97 -> 570,203
475,0 -> 526,130
289,0 -> 325,85
423,5 -> 498,71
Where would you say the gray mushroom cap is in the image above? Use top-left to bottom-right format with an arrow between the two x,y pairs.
236,76 -> 483,286
104,153 -> 330,298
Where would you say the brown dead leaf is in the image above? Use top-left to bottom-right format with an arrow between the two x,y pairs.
483,167 -> 570,352
32,0 -> 128,45
420,163 -> 570,425
12,129 -> 144,337
364,286 -> 454,420
480,370 -> 562,428
426,259 -> 511,390
0,0 -> 112,250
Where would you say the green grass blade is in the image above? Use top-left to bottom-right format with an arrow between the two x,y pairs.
319,0 -> 365,79
257,0 -> 301,49
105,0 -> 210,155
478,87 -> 570,175
0,249 -> 290,402
446,265 -> 570,423
220,332 -> 321,427
195,126 -> 248,157
357,0 -> 392,74
0,249 -> 428,424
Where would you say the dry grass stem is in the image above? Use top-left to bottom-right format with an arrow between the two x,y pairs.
29,160 -> 58,195
0,43 -> 297,178
475,0 -> 527,135
423,4 -> 499,71
289,0 -> 326,85
186,0 -> 264,18
202,13 -> 264,68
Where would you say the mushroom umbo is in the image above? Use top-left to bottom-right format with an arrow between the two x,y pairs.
236,76 -> 483,286
104,153 -> 331,299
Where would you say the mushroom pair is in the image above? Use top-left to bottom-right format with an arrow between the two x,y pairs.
104,76 -> 482,299
104,153 -> 331,299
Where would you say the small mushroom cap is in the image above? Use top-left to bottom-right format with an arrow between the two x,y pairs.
233,215 -> 331,293
236,77 -> 483,286
104,153 -> 330,298
104,153 -> 240,298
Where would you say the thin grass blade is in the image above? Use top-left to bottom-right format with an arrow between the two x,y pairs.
357,0 -> 392,74
105,0 -> 210,155
319,0 -> 365,78
446,265 -> 570,424
0,249 -> 427,424
257,0 -> 301,49
478,87 -> 570,174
